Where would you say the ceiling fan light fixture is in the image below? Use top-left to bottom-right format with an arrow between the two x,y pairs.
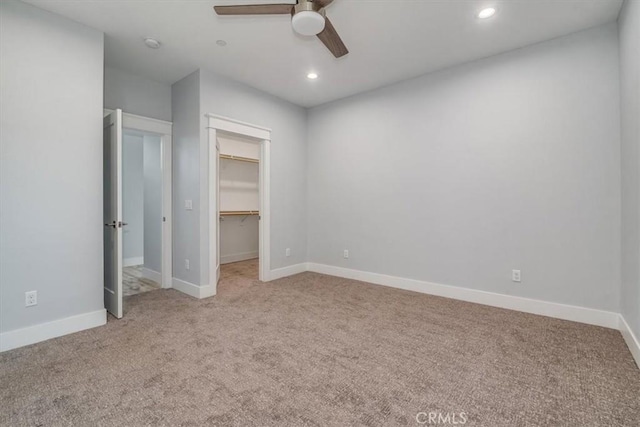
213,0 -> 347,58
292,11 -> 326,36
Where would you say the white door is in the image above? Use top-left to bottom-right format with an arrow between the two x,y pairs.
103,109 -> 123,318
215,140 -> 221,286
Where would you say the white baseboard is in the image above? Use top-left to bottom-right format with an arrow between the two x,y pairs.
268,263 -> 308,281
141,267 -> 161,284
0,309 -> 106,352
200,283 -> 216,298
124,257 -> 144,267
172,277 -> 215,299
305,263 -> 620,329
221,251 -> 258,265
619,315 -> 640,368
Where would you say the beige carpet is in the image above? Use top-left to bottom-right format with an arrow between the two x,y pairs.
1,259 -> 639,426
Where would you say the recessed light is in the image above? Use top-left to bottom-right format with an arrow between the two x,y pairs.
216,40 -> 227,47
478,7 -> 496,19
307,72 -> 319,80
144,38 -> 161,49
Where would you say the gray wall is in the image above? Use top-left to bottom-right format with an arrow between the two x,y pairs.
171,69 -> 308,286
199,69 -> 308,279
220,217 -> 259,263
122,133 -> 144,262
171,71 -> 201,285
105,66 -> 172,122
0,0 -> 104,332
619,0 -> 640,338
307,24 -> 621,312
143,135 -> 163,274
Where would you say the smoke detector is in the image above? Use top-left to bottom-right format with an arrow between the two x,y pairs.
144,38 -> 161,49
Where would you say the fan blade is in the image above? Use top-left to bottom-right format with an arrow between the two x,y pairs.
317,17 -> 348,58
313,0 -> 334,7
214,4 -> 294,15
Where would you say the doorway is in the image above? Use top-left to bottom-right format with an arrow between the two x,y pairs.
103,109 -> 172,318
207,114 -> 271,294
218,132 -> 260,286
122,130 -> 163,297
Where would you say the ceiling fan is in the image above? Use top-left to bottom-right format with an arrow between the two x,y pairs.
214,0 -> 348,58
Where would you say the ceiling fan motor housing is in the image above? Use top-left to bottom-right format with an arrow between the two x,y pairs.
292,0 -> 326,36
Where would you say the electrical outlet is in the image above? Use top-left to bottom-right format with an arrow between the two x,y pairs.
286,248 -> 291,257
185,200 -> 193,210
512,269 -> 521,282
25,291 -> 37,307
185,259 -> 190,270
343,249 -> 349,259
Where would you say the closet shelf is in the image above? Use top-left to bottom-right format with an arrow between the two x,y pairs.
220,210 -> 260,216
219,154 -> 259,164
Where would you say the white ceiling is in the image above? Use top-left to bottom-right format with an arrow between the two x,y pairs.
24,0 -> 623,107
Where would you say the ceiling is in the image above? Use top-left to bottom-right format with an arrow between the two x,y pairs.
24,0 -> 623,107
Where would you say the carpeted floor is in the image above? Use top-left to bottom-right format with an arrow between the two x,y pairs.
1,259 -> 639,426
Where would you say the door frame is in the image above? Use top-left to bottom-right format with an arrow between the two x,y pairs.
206,114 -> 271,289
105,109 -> 173,288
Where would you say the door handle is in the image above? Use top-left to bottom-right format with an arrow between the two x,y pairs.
105,221 -> 128,228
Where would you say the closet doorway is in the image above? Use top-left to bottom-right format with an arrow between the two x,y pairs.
207,114 -> 271,293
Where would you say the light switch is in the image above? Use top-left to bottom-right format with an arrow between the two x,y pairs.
185,200 -> 193,210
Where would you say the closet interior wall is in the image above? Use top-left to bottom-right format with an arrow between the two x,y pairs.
218,133 -> 260,265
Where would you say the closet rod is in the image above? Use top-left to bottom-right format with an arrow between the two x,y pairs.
219,154 -> 259,164
220,210 -> 260,216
